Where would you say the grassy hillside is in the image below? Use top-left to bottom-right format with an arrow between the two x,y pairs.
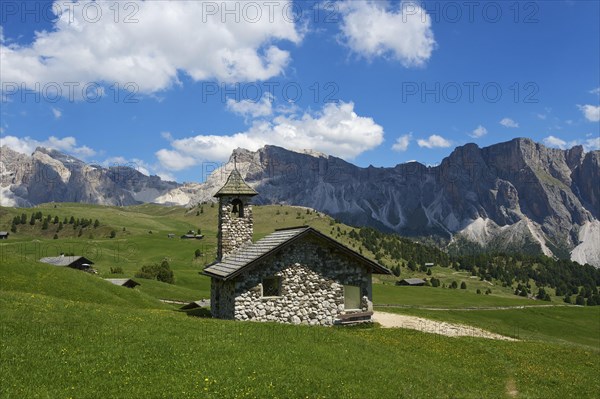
0,203 -> 538,304
0,258 -> 163,309
2,203 -> 583,305
1,203 -> 599,397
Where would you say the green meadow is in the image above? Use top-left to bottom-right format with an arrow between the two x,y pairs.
1,203 -> 598,398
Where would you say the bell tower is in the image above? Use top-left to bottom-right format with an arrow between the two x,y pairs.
214,160 -> 258,260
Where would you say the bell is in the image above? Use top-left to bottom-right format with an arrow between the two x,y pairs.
232,203 -> 239,213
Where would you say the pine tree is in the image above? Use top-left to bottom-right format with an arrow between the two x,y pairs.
94,219 -> 100,228
21,213 -> 27,224
42,220 -> 49,230
29,215 -> 36,226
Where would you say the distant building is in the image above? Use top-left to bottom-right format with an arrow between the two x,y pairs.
396,278 -> 426,286
0,231 -> 9,240
167,233 -> 175,239
39,255 -> 95,272
181,234 -> 204,240
425,262 -> 434,267
105,278 -> 140,288
203,167 -> 391,326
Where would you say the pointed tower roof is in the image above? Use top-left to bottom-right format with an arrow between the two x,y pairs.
214,169 -> 258,197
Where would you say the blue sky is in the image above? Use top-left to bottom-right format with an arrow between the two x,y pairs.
1,0 -> 599,182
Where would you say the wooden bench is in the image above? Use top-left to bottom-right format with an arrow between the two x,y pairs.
335,311 -> 374,325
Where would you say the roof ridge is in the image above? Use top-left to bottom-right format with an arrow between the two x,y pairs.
273,225 -> 310,232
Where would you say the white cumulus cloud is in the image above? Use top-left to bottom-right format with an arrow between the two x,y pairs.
51,107 -> 62,119
543,135 -> 599,152
417,134 -> 451,149
227,93 -> 273,119
156,101 -> 384,170
469,125 -> 487,138
578,105 -> 600,122
500,118 -> 519,128
338,0 -> 436,67
102,156 -> 152,176
0,1 -> 301,95
543,135 -> 571,149
0,135 -> 96,158
584,137 -> 600,151
391,133 -> 412,152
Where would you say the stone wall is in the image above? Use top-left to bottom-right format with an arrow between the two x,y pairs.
210,278 -> 235,319
217,195 -> 254,260
229,236 -> 373,326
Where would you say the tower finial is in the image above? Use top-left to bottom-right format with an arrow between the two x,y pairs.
233,154 -> 237,170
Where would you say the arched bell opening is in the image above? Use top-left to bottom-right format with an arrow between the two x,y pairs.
231,199 -> 244,218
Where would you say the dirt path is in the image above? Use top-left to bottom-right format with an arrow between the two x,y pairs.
372,311 -> 518,341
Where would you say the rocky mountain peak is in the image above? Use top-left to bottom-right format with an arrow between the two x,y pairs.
190,140 -> 600,266
2,139 -> 599,266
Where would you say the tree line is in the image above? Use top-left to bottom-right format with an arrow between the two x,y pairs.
11,211 -> 101,237
347,227 -> 600,306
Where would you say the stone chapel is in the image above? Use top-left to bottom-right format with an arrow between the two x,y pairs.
203,167 -> 391,325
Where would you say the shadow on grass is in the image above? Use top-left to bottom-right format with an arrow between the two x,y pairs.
333,322 -> 381,330
181,307 -> 212,318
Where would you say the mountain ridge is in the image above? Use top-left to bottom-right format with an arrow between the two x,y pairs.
188,138 -> 600,266
1,138 -> 599,266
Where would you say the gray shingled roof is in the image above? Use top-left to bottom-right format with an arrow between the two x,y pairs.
203,226 -> 391,280
214,169 -> 258,197
39,256 -> 93,266
401,278 -> 426,285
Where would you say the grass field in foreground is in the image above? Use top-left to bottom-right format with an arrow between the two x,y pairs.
1,290 -> 598,399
